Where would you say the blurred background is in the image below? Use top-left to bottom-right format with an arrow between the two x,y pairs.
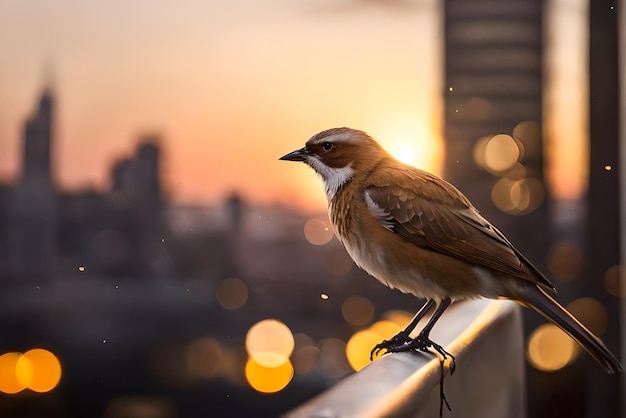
0,0 -> 622,417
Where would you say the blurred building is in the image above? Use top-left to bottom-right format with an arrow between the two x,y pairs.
443,1 -> 621,417
0,87 -> 172,280
6,86 -> 58,277
443,0 -> 548,265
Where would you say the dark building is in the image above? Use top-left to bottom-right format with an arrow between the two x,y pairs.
0,86 -> 171,280
7,86 -> 58,277
443,1 -> 621,417
443,0 -> 548,265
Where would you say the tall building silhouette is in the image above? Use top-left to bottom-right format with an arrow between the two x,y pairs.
22,87 -> 54,187
443,0 -> 548,264
8,86 -> 58,277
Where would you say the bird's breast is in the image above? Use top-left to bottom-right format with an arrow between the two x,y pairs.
329,194 -> 454,301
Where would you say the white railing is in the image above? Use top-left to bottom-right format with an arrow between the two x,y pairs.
285,299 -> 525,418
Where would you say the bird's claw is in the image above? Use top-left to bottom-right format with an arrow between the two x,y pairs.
370,331 -> 412,360
371,333 -> 456,374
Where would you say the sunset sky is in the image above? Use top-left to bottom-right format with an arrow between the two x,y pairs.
0,0 -> 585,212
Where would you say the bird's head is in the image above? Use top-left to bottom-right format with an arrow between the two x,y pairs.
280,127 -> 387,199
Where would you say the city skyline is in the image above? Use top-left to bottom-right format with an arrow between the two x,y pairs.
0,0 -> 589,211
0,0 -> 444,212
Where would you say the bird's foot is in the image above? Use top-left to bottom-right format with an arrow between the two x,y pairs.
372,333 -> 456,374
370,331 -> 412,361
371,332 -> 455,417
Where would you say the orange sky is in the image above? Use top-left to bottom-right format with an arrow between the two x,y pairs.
0,0 -> 586,212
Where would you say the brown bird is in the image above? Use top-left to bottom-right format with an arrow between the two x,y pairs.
280,127 -> 622,374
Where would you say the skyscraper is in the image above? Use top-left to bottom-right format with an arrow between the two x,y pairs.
8,86 -> 58,277
22,87 -> 54,187
443,0 -> 547,265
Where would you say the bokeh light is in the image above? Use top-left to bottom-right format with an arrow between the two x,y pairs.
566,298 -> 608,337
491,177 -> 544,215
473,134 -> 523,174
215,277 -> 248,310
185,337 -> 223,380
547,241 -> 583,282
369,320 -> 403,341
245,319 -> 294,367
483,134 -> 521,173
18,349 -> 62,393
0,349 -> 62,394
344,311 -> 413,372
346,330 -> 382,371
603,265 -> 621,297
0,352 -> 28,394
292,334 -> 319,375
303,218 -> 334,246
527,324 -> 577,372
245,357 -> 294,394
220,346 -> 248,386
317,338 -> 350,378
382,310 -> 414,328
341,295 -> 375,327
512,120 -> 540,158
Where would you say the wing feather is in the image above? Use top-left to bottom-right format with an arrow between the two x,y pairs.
364,164 -> 554,289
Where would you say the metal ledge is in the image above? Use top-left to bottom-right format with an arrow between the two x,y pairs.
285,299 -> 525,418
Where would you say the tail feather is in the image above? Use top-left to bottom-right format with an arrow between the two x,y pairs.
518,285 -> 622,374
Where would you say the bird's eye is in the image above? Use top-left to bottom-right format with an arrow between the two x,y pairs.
321,142 -> 334,152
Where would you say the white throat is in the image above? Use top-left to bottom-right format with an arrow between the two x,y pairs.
307,157 -> 354,201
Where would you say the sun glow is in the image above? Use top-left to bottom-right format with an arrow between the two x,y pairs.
375,116 -> 443,174
390,143 -> 417,165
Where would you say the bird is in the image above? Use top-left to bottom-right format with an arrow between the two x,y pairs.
280,127 -> 622,374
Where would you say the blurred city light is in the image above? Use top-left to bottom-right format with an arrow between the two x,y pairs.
382,310 -> 414,328
341,295 -> 375,327
245,319 -> 294,367
185,337 -> 224,380
0,349 -> 62,394
483,134 -> 521,173
317,338 -> 350,378
491,177 -> 544,215
215,277 -> 249,310
0,352 -> 27,394
292,334 -> 319,375
602,265 -> 620,297
547,241 -> 583,282
511,120 -> 540,159
344,311 -> 414,372
346,330 -> 382,371
369,320 -> 403,342
303,218 -> 334,246
245,357 -> 294,394
527,324 -> 577,372
566,298 -> 608,337
18,349 -> 62,393
104,397 -> 177,418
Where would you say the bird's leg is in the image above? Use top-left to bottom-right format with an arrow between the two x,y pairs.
370,299 -> 436,360
388,298 -> 456,373
379,298 -> 455,418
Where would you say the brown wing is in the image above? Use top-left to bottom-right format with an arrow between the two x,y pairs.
365,164 -> 555,290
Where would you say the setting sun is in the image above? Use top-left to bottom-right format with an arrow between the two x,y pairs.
373,115 -> 443,174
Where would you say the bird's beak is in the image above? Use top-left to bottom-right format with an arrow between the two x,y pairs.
279,147 -> 309,162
